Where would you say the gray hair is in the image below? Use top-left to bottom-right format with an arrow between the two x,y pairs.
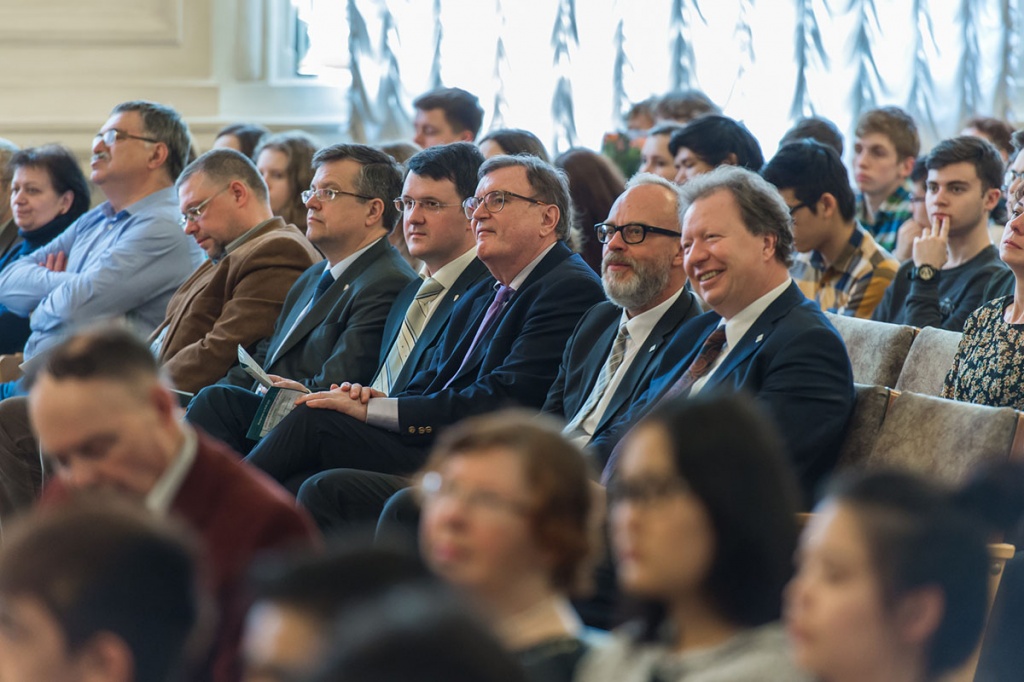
111,101 -> 192,182
0,138 -> 19,187
478,154 -> 573,240
178,148 -> 269,204
312,144 -> 404,231
678,166 -> 794,266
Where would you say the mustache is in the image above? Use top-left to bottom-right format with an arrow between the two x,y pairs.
91,152 -> 110,163
603,253 -> 636,269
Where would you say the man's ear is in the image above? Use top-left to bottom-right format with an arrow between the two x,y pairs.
538,203 -> 560,238
363,197 -> 386,227
894,586 -> 945,647
761,231 -> 778,261
983,186 -> 1002,213
898,155 -> 916,180
457,130 -> 475,143
78,632 -> 134,682
818,192 -> 839,219
148,142 -> 171,173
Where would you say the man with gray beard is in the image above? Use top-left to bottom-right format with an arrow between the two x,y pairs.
543,173 -> 701,451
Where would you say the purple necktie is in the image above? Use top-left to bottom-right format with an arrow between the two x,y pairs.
444,284 -> 514,388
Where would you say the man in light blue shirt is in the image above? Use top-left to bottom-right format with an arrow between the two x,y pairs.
0,101 -> 203,398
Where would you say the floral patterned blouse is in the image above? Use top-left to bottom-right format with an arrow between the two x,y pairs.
943,296 -> 1024,410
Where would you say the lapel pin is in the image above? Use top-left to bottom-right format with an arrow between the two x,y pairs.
453,294 -> 460,301
343,284 -> 350,292
649,345 -> 656,352
755,334 -> 764,343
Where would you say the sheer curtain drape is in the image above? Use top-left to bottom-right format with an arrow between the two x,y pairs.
294,0 -> 1020,158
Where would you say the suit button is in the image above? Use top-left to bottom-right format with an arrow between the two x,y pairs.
408,426 -> 415,434
418,427 -> 426,434
425,427 -> 433,434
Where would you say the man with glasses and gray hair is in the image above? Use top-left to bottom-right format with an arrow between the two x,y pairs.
0,100 -> 204,399
185,143 -> 416,455
241,153 -> 604,502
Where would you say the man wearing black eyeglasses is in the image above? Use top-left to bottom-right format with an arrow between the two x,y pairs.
0,100 -> 205,400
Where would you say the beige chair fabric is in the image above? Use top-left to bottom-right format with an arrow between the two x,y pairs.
835,383 -> 897,472
825,313 -> 917,388
894,326 -> 963,397
864,391 -> 1020,485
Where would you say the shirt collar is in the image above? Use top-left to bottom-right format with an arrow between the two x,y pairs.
217,217 -> 278,262
145,424 -> 198,516
100,186 -> 176,221
723,278 -> 791,351
325,237 -> 382,281
425,247 -> 478,289
507,243 -> 557,291
619,286 -> 686,342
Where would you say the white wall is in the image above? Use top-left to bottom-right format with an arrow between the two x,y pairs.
0,0 -> 349,163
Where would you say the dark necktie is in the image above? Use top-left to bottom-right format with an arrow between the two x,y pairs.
309,270 -> 335,308
444,284 -> 514,388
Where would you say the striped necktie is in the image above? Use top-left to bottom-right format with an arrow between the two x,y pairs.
563,323 -> 630,435
371,277 -> 445,394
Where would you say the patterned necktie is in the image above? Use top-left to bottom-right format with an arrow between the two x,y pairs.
563,323 -> 631,435
371,277 -> 446,394
662,325 -> 728,400
601,325 -> 728,485
444,284 -> 515,388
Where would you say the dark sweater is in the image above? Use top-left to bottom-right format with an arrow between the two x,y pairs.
0,212 -> 78,354
871,245 -> 1008,331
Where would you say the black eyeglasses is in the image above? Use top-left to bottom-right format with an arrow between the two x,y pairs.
462,190 -> 548,219
594,222 -> 682,245
93,129 -> 160,146
788,202 -> 811,217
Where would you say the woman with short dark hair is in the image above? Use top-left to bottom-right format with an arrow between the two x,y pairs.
0,144 -> 90,353
787,465 -> 1024,682
577,393 -> 807,682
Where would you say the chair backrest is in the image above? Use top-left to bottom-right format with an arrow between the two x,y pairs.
894,325 -> 963,397
825,313 -> 917,387
864,391 -> 1020,484
835,384 -> 898,472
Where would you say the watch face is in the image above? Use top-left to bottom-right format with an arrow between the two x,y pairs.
918,265 -> 936,281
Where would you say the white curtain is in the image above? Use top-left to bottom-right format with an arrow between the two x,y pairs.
295,0 -> 1021,159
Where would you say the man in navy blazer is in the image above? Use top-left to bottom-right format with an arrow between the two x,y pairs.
244,154 -> 604,490
298,173 -> 701,533
598,166 -> 854,505
185,144 -> 416,454
368,143 -> 490,396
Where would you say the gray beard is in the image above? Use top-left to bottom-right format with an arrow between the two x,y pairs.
603,261 -> 671,311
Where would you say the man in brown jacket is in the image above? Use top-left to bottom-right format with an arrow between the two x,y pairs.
150,148 -> 321,394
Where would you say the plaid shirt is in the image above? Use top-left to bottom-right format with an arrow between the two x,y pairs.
791,224 -> 900,318
856,182 -> 914,253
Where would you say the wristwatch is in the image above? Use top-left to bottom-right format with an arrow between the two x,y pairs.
909,264 -> 938,281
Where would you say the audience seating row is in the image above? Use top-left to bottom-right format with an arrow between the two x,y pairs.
825,312 -> 962,394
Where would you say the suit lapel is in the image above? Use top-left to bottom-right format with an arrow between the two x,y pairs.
702,282 -> 803,390
267,239 -> 389,367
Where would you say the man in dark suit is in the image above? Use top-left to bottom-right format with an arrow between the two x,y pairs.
26,327 -> 317,682
185,144 -> 416,454
369,142 -> 489,396
598,166 -> 855,505
244,154 -> 604,492
299,173 -> 701,534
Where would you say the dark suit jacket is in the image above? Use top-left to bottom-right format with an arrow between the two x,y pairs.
598,282 -> 854,504
217,238 -> 416,390
42,432 -> 318,682
151,218 -> 321,393
396,241 -> 604,438
543,287 -> 702,439
376,257 -> 490,395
